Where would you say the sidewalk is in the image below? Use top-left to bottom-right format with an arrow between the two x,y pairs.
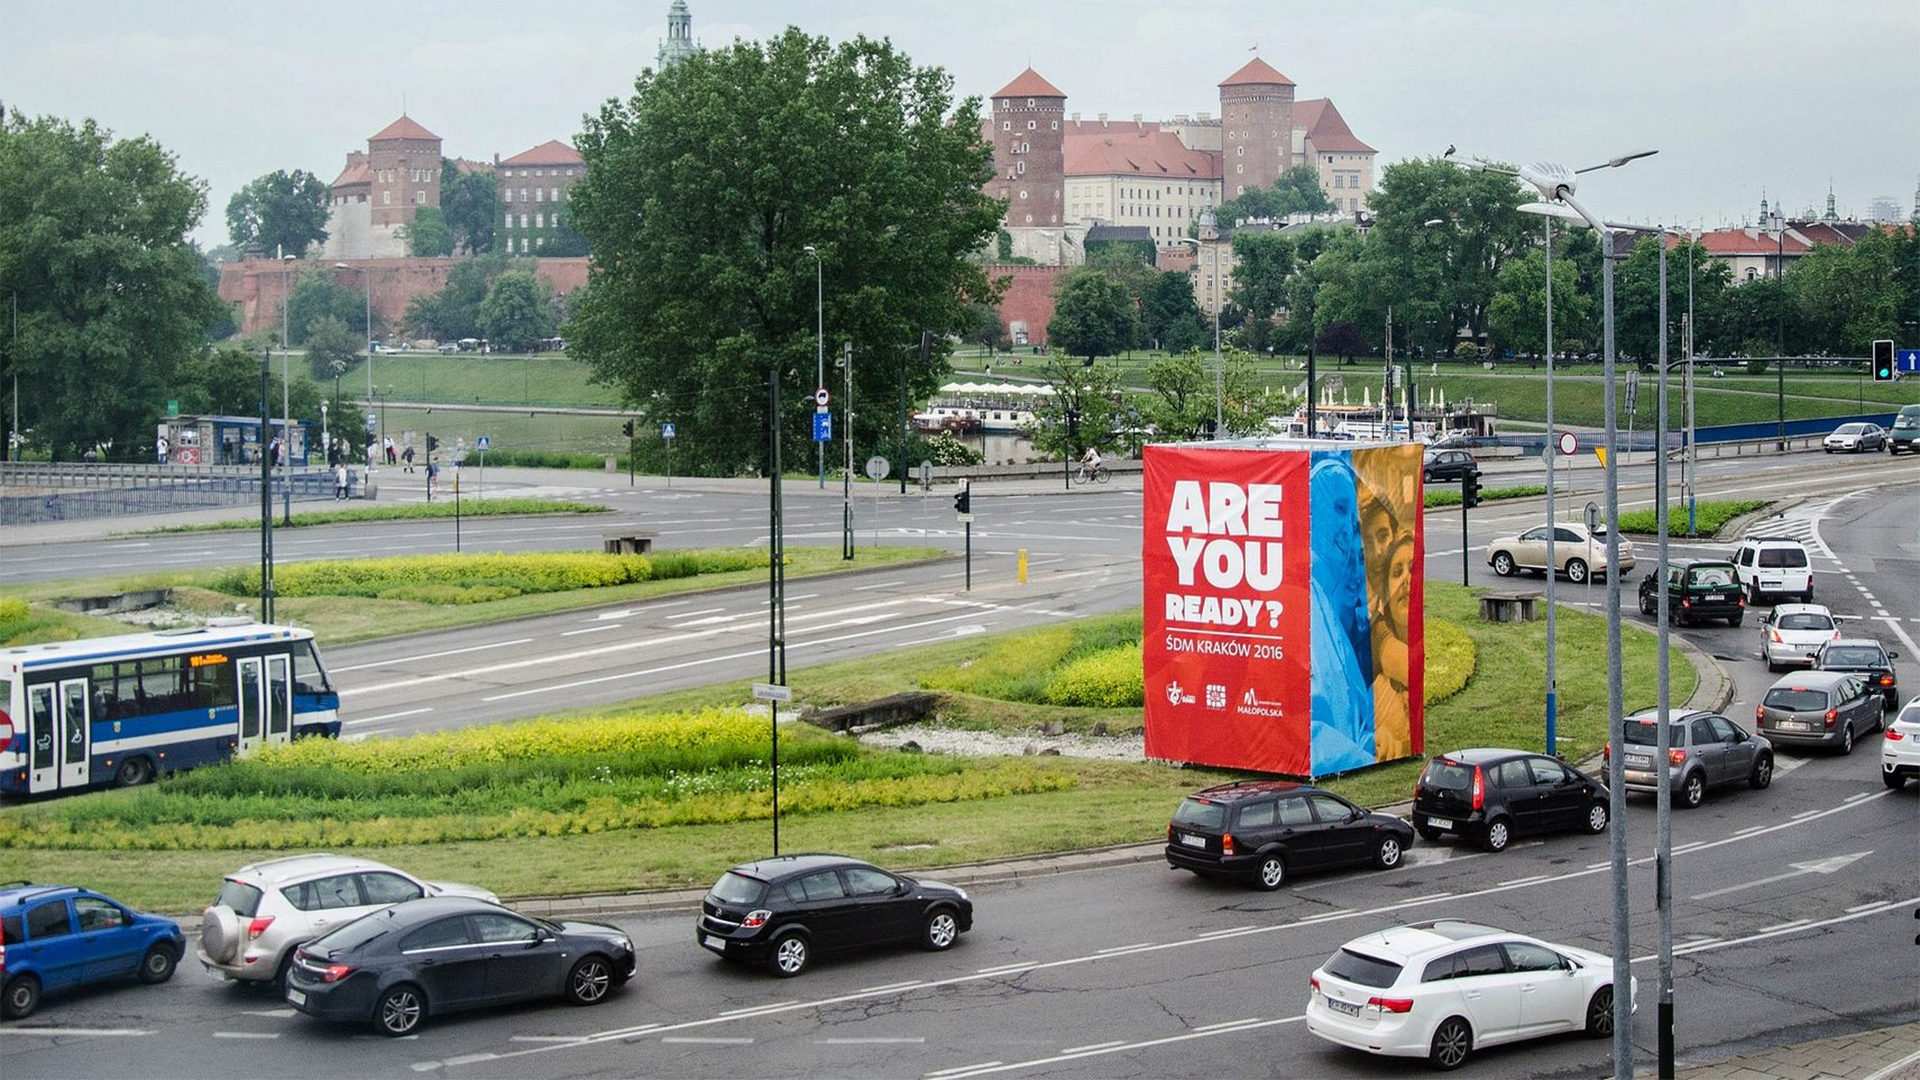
1663,1020 -> 1920,1079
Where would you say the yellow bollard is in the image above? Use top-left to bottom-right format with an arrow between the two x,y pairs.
1017,548 -> 1028,584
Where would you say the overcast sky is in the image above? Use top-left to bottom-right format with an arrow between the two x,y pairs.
4,0 -> 1915,249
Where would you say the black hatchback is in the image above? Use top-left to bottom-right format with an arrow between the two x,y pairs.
697,854 -> 972,977
285,896 -> 634,1036
1412,749 -> 1609,853
1164,780 -> 1415,891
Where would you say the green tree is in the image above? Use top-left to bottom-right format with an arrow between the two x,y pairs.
1025,353 -> 1122,460
402,206 -> 455,257
225,169 -> 330,258
1228,231 -> 1299,352
282,268 -> 372,346
174,345 -> 267,417
966,300 -> 1005,352
566,28 -> 1002,475
1047,269 -> 1136,364
1,111 -> 226,459
477,269 -> 557,352
1214,165 -> 1336,228
405,253 -> 517,340
304,314 -> 360,383
439,159 -> 496,255
1141,271 -> 1204,352
1790,229 -> 1902,353
1486,246 -> 1591,358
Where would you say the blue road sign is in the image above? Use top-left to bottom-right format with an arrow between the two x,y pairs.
475,436 -> 491,451
1898,348 -> 1920,374
813,412 -> 832,442
662,422 -> 676,439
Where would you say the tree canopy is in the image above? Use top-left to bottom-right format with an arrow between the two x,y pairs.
1,111 -> 226,459
1047,268 -> 1136,363
226,169 -> 330,258
440,160 -> 496,255
477,270 -> 558,352
405,253 -> 520,341
403,206 -> 455,257
284,268 -> 371,346
1214,166 -> 1336,228
566,28 -> 1002,475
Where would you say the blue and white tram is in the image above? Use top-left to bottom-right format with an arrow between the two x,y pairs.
0,620 -> 340,797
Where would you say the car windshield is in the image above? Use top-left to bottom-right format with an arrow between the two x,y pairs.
1685,566 -> 1736,588
1776,613 -> 1833,631
1758,549 -> 1808,568
709,872 -> 766,905
1171,798 -> 1227,830
1621,719 -> 1671,747
1323,947 -> 1404,989
1823,647 -> 1884,667
1421,761 -> 1474,791
1764,688 -> 1828,711
215,880 -> 262,918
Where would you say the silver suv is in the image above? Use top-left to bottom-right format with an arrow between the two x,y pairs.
197,854 -> 496,985
1731,537 -> 1813,605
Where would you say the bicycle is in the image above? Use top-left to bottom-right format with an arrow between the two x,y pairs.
1073,462 -> 1110,485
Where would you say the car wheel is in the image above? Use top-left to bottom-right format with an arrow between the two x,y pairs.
373,984 -> 426,1037
268,950 -> 296,990
1373,835 -> 1404,869
1585,985 -> 1615,1038
137,943 -> 178,985
2,974 -> 41,1020
565,955 -> 614,1005
1728,612 -> 1744,627
1490,551 -> 1515,577
1884,770 -> 1907,790
1749,754 -> 1774,790
1639,592 -> 1655,617
1415,824 -> 1443,842
1680,772 -> 1706,808
1428,1015 -> 1473,1071
1565,558 -> 1589,584
923,909 -> 960,951
769,933 -> 810,977
1583,802 -> 1609,834
114,755 -> 154,787
1252,854 -> 1287,891
1480,817 -> 1511,853
1838,721 -> 1854,755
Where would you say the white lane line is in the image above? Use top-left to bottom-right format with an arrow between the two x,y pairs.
975,962 -> 1039,975
1196,925 -> 1255,938
240,1008 -> 297,1018
853,579 -> 906,591
666,607 -> 726,619
934,1018 -> 1301,1079
1757,919 -> 1811,934
1792,809 -> 1823,820
719,1000 -> 798,1016
1192,1017 -> 1264,1032
928,1063 -> 1004,1078
857,981 -> 926,994
661,1037 -> 753,1045
817,1037 -> 927,1044
561,624 -> 621,636
440,1053 -> 497,1066
1843,792 -> 1875,803
1637,898 -> 1917,962
508,1036 -> 586,1043
211,1032 -> 280,1040
1095,942 -> 1156,954
0,1027 -> 152,1037
1846,901 -> 1886,913
1499,874 -> 1550,887
343,707 -> 431,726
1061,1041 -> 1126,1054
1732,826 -> 1768,836
330,637 -> 534,673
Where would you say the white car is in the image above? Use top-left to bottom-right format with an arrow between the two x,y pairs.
1760,603 -> 1841,671
1306,919 -> 1630,1070
1485,522 -> 1635,584
1822,422 -> 1886,453
1882,696 -> 1920,789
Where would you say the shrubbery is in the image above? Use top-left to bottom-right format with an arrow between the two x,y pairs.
1042,644 -> 1146,707
1617,499 -> 1766,538
1422,617 -> 1475,705
206,550 -> 768,601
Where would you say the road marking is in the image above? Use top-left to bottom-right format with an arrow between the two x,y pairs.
817,1037 -> 927,1044
1846,900 -> 1886,913
976,962 -> 1039,976
928,1063 -> 1004,1078
1632,899 -> 1917,963
719,1000 -> 797,1016
932,1018 -> 1303,1078
857,981 -> 926,994
508,1036 -> 586,1043
344,707 -> 431,726
1061,1040 -> 1126,1054
662,1037 -> 753,1045
331,637 -> 534,674
440,1053 -> 497,1066
1757,919 -> 1812,934
1192,1017 -> 1264,1032
561,624 -> 621,636
1196,925 -> 1255,938
240,1008 -> 297,1018
1095,942 -> 1156,954
1499,874 -> 1551,886
853,579 -> 906,591
1843,792 -> 1875,803
0,1027 -> 151,1037
211,1032 -> 280,1040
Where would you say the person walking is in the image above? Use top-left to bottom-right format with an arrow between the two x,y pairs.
402,443 -> 416,472
334,463 -> 348,500
156,434 -> 169,465
383,435 -> 396,465
425,458 -> 439,499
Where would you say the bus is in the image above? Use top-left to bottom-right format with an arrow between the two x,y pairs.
0,620 -> 339,798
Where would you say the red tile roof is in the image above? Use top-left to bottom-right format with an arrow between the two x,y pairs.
1064,127 -> 1221,179
330,161 -> 370,189
1696,228 -> 1810,257
369,115 -> 440,142
1293,98 -> 1374,154
500,140 -> 584,167
1219,56 -> 1295,87
994,68 -> 1067,99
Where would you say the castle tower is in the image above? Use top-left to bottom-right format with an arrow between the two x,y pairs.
1218,56 -> 1295,198
366,116 -> 442,228
987,68 -> 1067,228
657,0 -> 696,69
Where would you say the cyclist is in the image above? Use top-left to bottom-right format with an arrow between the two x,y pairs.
1077,445 -> 1103,483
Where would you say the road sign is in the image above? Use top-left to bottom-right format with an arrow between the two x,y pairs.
1898,348 -> 1920,374
166,400 -> 178,417
813,411 -> 831,442
752,682 -> 792,703
475,436 -> 491,451
1559,431 -> 1578,455
1585,501 -> 1600,531
864,455 -> 891,480
661,422 -> 676,439
814,387 -> 830,406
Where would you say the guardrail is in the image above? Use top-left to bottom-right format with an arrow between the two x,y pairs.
0,463 -> 334,526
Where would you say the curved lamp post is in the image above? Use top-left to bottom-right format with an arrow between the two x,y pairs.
803,245 -> 824,488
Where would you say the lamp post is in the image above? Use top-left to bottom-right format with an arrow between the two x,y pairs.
1771,211 -> 1787,450
1177,226 -> 1225,436
336,262 -> 374,403
804,245 -> 824,488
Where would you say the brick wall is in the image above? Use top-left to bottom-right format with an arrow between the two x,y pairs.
218,256 -> 591,341
985,262 -> 1068,347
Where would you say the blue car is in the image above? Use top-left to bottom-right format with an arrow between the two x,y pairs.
1,883 -> 185,1019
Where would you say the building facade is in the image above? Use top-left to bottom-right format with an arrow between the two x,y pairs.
987,68 -> 1069,235
318,116 -> 443,261
1218,57 -> 1295,200
657,0 -> 697,69
1063,118 -> 1222,244
495,140 -> 586,255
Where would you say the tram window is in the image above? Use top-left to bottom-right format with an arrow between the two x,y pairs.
292,641 -> 333,695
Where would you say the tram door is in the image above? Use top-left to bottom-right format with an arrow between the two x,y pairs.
236,655 -> 293,755
59,679 -> 92,789
26,684 -> 58,794
265,654 -> 292,744
236,658 -> 264,754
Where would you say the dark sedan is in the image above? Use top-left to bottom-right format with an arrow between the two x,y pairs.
698,854 -> 971,977
1165,780 -> 1413,890
286,897 -> 633,1036
1422,449 -> 1480,484
1818,638 -> 1901,709
1412,748 -> 1610,852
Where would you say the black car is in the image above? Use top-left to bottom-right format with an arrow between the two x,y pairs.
697,854 -> 972,977
1817,638 -> 1901,709
1422,449 -> 1480,484
1638,559 -> 1745,627
1163,780 -> 1414,891
1412,748 -> 1610,852
285,896 -> 633,1036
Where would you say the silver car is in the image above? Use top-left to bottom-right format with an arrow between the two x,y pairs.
1615,709 -> 1773,808
1760,603 -> 1841,671
198,854 -> 497,985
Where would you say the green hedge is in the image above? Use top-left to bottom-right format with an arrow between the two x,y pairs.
206,550 -> 768,601
1042,644 -> 1146,708
1617,499 -> 1767,538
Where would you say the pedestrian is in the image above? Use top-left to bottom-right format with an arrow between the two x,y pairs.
83,445 -> 98,465
365,440 -> 376,470
402,443 -> 415,472
425,458 -> 439,498
383,435 -> 396,465
334,463 -> 348,500
156,434 -> 169,465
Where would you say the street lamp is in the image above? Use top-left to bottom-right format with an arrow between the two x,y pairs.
803,245 -> 824,488
1462,145 -> 1655,1080
335,262 -> 374,403
1770,211 -> 1787,450
1177,221 -> 1224,437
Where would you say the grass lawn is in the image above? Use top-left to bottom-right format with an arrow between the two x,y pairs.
360,354 -> 623,409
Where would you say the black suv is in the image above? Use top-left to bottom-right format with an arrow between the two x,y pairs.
1638,559 -> 1745,627
1412,749 -> 1610,853
1164,780 -> 1415,891
697,854 -> 971,977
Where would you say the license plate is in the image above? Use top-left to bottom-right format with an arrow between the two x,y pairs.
1426,817 -> 1452,829
1704,593 -> 1726,602
1327,998 -> 1363,1017
1179,833 -> 1207,848
1781,721 -> 1810,732
1626,755 -> 1652,768
703,934 -> 726,950
286,989 -> 306,1006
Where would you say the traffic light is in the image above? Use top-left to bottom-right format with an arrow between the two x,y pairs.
1461,470 -> 1481,509
621,419 -> 635,437
425,434 -> 439,453
953,485 -> 971,515
1872,339 -> 1895,382
1066,410 -> 1080,440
